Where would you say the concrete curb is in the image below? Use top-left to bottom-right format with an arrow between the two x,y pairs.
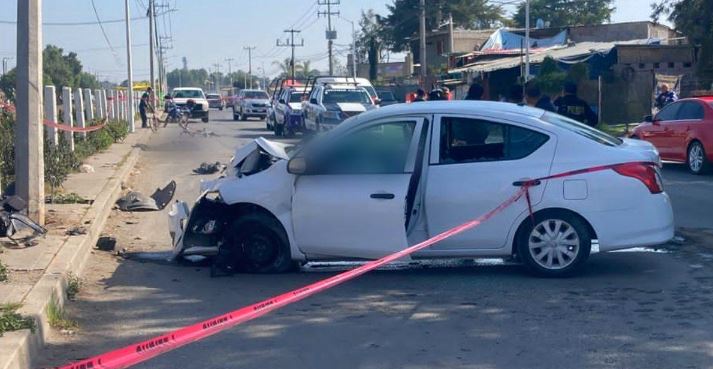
0,130 -> 151,369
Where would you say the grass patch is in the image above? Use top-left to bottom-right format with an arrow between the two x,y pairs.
47,297 -> 78,331
49,192 -> 92,205
0,303 -> 35,336
66,273 -> 82,300
0,259 -> 7,282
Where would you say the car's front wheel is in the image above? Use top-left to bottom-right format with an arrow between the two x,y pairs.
240,108 -> 248,121
222,213 -> 293,273
517,210 -> 592,277
687,141 -> 711,174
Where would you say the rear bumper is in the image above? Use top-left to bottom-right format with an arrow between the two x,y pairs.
588,192 -> 674,252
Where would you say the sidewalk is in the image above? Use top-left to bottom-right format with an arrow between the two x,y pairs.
0,128 -> 152,369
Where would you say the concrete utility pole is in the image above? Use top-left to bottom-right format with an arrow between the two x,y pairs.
277,29 -> 304,81
212,63 -> 222,92
15,0 -> 44,224
243,46 -> 256,88
225,57 -> 234,88
1,57 -> 12,75
419,0 -> 426,87
148,0 -> 156,97
524,0 -> 531,83
125,0 -> 135,132
318,0 -> 340,75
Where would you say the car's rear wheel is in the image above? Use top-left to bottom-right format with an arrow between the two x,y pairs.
222,213 -> 293,273
687,141 -> 711,174
517,210 -> 591,277
240,109 -> 248,121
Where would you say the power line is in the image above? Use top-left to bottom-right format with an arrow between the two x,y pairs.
0,11 -> 174,26
90,0 -> 121,66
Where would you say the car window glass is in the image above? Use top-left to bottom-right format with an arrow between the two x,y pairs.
317,121 -> 417,174
541,112 -> 622,146
244,91 -> 269,99
173,90 -> 203,99
323,90 -> 371,104
656,102 -> 681,121
677,102 -> 704,120
440,117 -> 549,164
289,92 -> 303,103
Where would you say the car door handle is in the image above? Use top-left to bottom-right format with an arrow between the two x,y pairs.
513,180 -> 541,187
370,193 -> 395,200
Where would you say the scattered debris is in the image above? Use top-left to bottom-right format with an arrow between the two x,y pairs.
65,226 -> 87,236
96,236 -> 117,251
115,180 -> 176,212
79,164 -> 95,173
193,162 -> 225,175
0,195 -> 47,246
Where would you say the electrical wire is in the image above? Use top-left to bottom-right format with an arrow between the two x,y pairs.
90,0 -> 121,66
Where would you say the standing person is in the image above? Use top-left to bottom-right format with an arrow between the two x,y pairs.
440,86 -> 451,100
412,88 -> 427,103
465,82 -> 484,101
139,87 -> 153,128
507,84 -> 524,104
655,83 -> 678,110
428,88 -> 444,101
553,82 -> 598,127
525,85 -> 555,112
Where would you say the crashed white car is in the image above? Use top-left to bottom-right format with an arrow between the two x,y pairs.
169,101 -> 674,277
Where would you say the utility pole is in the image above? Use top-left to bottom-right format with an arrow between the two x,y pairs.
225,57 -> 234,89
338,15 -> 357,79
318,0 -> 340,75
15,0 -> 44,224
277,29 -> 304,81
212,63 -> 221,92
419,0 -> 426,87
124,0 -> 135,132
1,57 -> 12,75
243,46 -> 256,88
148,0 -> 156,96
525,0 -> 531,84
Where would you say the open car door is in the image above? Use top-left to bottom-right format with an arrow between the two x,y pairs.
292,117 -> 428,259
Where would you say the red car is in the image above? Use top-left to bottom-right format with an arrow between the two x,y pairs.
631,97 -> 713,174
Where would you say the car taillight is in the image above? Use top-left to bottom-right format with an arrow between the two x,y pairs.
612,162 -> 663,194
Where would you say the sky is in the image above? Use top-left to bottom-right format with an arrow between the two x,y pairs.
0,0 -> 662,82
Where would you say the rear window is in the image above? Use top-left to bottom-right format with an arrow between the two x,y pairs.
243,91 -> 269,99
323,89 -> 371,104
206,94 -> 220,99
378,91 -> 396,101
541,112 -> 622,147
289,92 -> 304,103
173,90 -> 204,99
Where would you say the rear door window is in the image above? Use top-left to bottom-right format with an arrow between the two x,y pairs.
676,101 -> 704,120
439,117 -> 549,164
541,112 -> 622,146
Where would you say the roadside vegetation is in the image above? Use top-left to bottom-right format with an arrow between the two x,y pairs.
66,272 -> 82,300
0,259 -> 7,282
46,297 -> 78,331
0,303 -> 35,336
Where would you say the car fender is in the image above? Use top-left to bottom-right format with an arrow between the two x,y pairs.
215,161 -> 305,261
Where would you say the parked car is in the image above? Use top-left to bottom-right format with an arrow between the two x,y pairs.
169,101 -> 673,277
233,89 -> 271,121
302,84 -> 376,132
310,76 -> 378,103
171,87 -> 209,123
376,90 -> 399,106
630,97 -> 713,174
206,93 -> 225,110
273,87 -> 307,136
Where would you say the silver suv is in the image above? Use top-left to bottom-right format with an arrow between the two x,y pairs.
233,89 -> 270,121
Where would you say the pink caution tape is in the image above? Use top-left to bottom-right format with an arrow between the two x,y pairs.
54,161 -> 657,369
44,120 -> 107,133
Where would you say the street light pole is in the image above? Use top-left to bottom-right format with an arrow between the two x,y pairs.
419,0 -> 427,88
243,46 -> 256,88
339,15 -> 357,79
525,0 -> 531,84
124,0 -> 135,133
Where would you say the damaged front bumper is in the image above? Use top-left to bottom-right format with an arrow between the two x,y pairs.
168,193 -> 227,260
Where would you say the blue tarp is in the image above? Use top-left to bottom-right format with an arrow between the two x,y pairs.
480,29 -> 568,51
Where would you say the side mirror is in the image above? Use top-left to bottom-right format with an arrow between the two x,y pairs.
287,157 -> 308,175
278,99 -> 286,104
644,115 -> 653,123
310,98 -> 318,105
374,98 -> 382,106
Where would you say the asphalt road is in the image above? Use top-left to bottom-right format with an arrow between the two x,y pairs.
38,109 -> 713,369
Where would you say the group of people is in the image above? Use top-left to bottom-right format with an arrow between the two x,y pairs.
412,80 -> 599,127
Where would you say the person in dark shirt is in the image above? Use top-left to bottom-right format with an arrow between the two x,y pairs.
412,88 -> 427,102
465,82 -> 484,101
525,85 -> 555,112
553,82 -> 598,127
138,87 -> 153,128
507,84 -> 524,104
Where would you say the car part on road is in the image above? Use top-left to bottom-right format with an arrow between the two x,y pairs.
116,181 -> 176,212
0,195 -> 47,245
96,236 -> 117,251
193,162 -> 225,175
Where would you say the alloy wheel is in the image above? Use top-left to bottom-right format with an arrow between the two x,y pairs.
689,143 -> 704,173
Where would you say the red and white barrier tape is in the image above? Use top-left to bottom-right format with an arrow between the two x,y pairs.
54,161 -> 656,369
44,120 -> 107,133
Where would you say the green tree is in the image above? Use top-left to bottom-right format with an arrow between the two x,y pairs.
652,0 -> 713,86
513,0 -> 615,28
382,0 -> 505,52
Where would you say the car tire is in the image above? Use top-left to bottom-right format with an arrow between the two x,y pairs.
274,122 -> 283,136
240,109 -> 248,121
222,213 -> 294,274
687,141 -> 712,175
233,113 -> 239,121
202,115 -> 209,123
516,210 -> 592,277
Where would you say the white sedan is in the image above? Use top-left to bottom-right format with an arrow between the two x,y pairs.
169,101 -> 674,277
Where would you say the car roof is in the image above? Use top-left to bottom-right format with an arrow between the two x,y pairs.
173,87 -> 202,90
241,89 -> 266,92
337,101 -> 545,131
